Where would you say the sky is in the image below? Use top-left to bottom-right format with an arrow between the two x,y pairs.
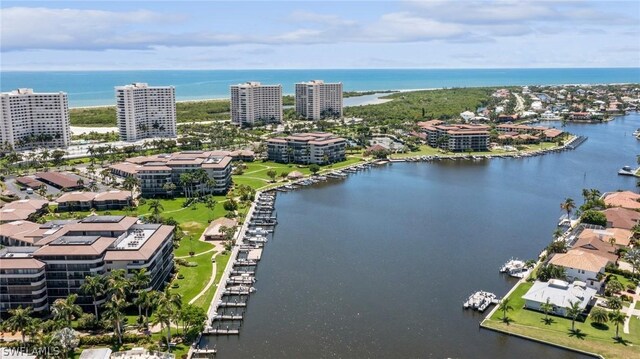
1,0 -> 639,70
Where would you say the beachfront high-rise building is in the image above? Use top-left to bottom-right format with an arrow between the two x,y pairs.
0,88 -> 71,150
295,80 -> 343,120
230,82 -> 282,126
115,83 -> 177,142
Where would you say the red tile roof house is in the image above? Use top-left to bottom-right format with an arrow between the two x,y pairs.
572,229 -> 619,265
602,207 -> 640,230
604,191 -> 640,210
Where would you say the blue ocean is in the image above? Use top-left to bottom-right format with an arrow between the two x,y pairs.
1,68 -> 639,107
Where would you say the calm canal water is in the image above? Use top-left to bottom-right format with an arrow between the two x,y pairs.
203,114 -> 639,358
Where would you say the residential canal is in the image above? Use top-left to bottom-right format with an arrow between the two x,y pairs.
202,114 -> 639,358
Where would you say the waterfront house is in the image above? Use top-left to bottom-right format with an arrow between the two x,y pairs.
602,207 -> 640,230
604,191 -> 640,210
569,112 -> 592,121
522,279 -> 597,317
0,199 -> 49,223
572,229 -> 619,264
204,217 -> 238,241
548,250 -> 608,289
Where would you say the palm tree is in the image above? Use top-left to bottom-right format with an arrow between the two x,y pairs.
152,305 -> 173,350
155,288 -> 182,346
123,176 -> 139,198
148,199 -> 164,221
76,178 -> 85,187
103,296 -> 126,345
130,269 -> 151,318
590,307 -> 609,326
499,297 -> 513,322
34,332 -> 61,359
5,306 -> 34,343
205,196 -> 217,220
566,300 -> 582,332
51,294 -> 82,327
625,248 -> 640,275
607,296 -> 623,310
540,297 -> 553,323
139,290 -> 160,329
80,275 -> 105,318
107,269 -> 129,300
560,197 -> 576,220
608,310 -> 627,339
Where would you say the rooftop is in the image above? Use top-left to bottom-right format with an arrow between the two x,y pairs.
522,279 -> 596,310
604,191 -> 640,210
549,249 -> 609,273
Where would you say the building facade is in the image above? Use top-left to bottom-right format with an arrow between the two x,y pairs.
0,216 -> 175,314
295,80 -> 343,120
0,88 -> 71,150
267,133 -> 347,164
115,83 -> 177,141
109,151 -> 233,197
230,82 -> 282,126
417,123 -> 490,152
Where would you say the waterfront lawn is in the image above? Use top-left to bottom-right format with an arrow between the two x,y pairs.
232,157 -> 365,190
173,250 -> 215,304
192,251 -> 232,309
485,282 -> 640,359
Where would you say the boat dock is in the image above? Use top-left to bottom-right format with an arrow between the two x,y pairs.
198,190 -> 278,349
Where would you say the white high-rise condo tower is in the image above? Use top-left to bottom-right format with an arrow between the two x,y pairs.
115,83 -> 177,141
230,82 -> 282,126
0,89 -> 71,151
295,80 -> 343,120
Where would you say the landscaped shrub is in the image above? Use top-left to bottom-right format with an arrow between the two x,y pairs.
177,274 -> 184,279
620,294 -> 632,302
172,283 -> 180,288
76,313 -> 98,330
580,210 -> 607,226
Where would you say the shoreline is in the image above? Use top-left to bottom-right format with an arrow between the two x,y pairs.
67,89 -> 419,110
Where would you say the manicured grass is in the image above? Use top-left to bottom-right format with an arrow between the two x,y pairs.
192,251 -> 231,309
484,282 -> 640,359
174,237 -> 214,258
607,272 -> 638,292
635,301 -> 640,310
232,157 -> 365,190
173,250 -> 215,304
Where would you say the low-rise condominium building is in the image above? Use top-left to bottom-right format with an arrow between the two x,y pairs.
267,132 -> 347,164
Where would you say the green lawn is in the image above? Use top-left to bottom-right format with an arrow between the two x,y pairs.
173,250 -> 215,304
232,157 -> 365,190
484,282 -> 640,359
192,251 -> 231,309
607,272 -> 638,292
